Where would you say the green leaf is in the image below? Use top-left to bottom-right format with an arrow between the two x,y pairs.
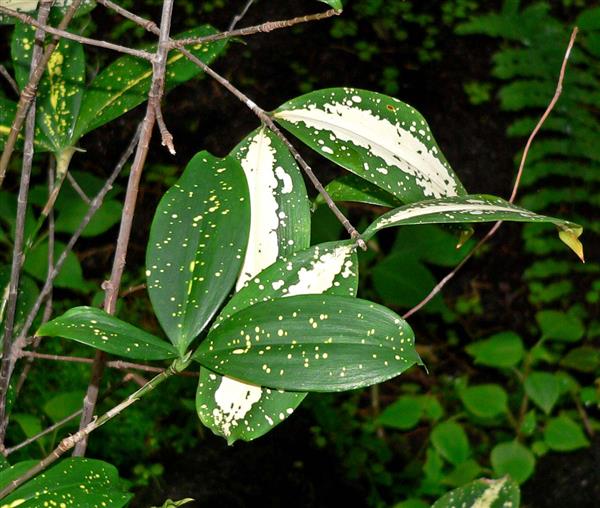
432,477 -> 520,508
524,371 -> 560,414
377,395 -> 423,430
491,441 -> 535,484
536,310 -> 585,342
460,384 -> 508,419
198,241 -> 357,443
0,97 -> 19,151
521,410 -> 537,436
0,458 -> 132,507
152,499 -> 195,508
430,421 -> 470,465
0,268 -> 38,339
230,126 -> 311,289
12,22 -> 85,151
146,151 -> 250,354
318,0 -> 342,10
362,195 -> 583,261
74,26 -> 227,138
274,88 -> 467,204
560,346 -> 600,373
194,295 -> 419,392
544,415 -> 589,451
319,174 -> 401,207
465,331 -> 524,368
36,306 -> 178,360
23,240 -> 88,291
43,390 -> 85,424
443,459 -> 482,487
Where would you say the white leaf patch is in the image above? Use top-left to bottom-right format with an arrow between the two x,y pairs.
275,96 -> 458,199
212,375 -> 262,438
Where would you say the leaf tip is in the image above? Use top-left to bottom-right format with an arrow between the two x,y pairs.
558,227 -> 584,263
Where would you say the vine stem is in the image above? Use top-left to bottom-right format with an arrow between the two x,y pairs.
0,0 -> 53,452
0,0 -> 83,187
0,357 -> 190,500
0,6 -> 153,60
402,26 -> 579,320
73,0 -> 176,457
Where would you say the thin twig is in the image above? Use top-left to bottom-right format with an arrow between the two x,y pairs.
183,54 -> 365,249
0,359 -> 186,499
96,0 -> 159,33
154,102 -> 175,154
66,171 -> 91,204
170,9 -> 341,48
0,0 -> 53,452
73,0 -> 177,457
0,0 -> 83,188
0,6 -> 154,61
120,283 -> 147,297
402,27 -> 579,320
228,0 -> 256,31
0,64 -> 19,96
17,351 -> 198,377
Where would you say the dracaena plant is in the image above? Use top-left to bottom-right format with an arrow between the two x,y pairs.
0,0 -> 584,506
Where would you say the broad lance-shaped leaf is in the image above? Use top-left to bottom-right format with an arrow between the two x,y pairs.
74,25 -> 226,138
230,126 -> 311,289
197,241 -> 358,442
274,88 -> 467,204
36,306 -> 178,360
146,151 -> 250,355
432,477 -> 520,508
0,458 -> 131,507
362,194 -> 584,260
195,294 -> 419,392
317,174 -> 402,208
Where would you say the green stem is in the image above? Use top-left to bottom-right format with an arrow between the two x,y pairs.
0,355 -> 191,500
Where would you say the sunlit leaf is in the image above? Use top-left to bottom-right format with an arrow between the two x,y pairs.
195,295 -> 419,392
274,88 -> 467,204
146,151 -> 250,355
36,306 -> 178,360
362,194 -> 583,261
74,26 -> 227,138
432,477 -> 520,508
0,458 -> 131,507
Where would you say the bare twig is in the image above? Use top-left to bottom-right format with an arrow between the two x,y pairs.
402,27 -> 579,320
96,0 -> 159,33
0,0 -> 83,188
170,9 -> 341,48
0,64 -> 19,96
120,283 -> 147,297
228,0 -> 256,31
0,6 -> 154,61
74,0 -> 177,457
0,359 -> 187,500
66,171 -> 91,204
154,102 -> 175,154
0,0 -> 52,452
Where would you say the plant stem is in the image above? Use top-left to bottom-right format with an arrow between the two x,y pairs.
0,0 -> 52,452
73,0 -> 176,457
228,0 -> 256,31
0,0 -> 83,188
0,357 -> 189,500
0,6 -> 153,60
402,27 -> 579,320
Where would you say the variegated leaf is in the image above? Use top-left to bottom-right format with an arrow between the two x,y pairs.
362,194 -> 584,261
318,174 -> 401,207
197,240 -> 358,443
432,477 -> 520,508
274,88 -> 467,204
146,152 -> 250,355
194,295 -> 419,392
230,126 -> 310,290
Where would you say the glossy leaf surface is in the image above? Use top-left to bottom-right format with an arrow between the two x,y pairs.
319,174 -> 401,207
146,151 -> 250,354
432,477 -> 520,508
362,194 -> 583,260
197,241 -> 358,443
0,458 -> 131,507
195,295 -> 418,392
74,26 -> 226,137
274,88 -> 467,204
37,306 -> 178,360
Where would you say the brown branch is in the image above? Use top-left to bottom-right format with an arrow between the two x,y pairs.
120,283 -> 147,298
402,27 -> 579,320
0,0 -> 83,188
96,0 -> 159,33
0,64 -> 19,96
169,9 -> 341,49
0,6 -> 154,61
0,0 -> 53,452
66,171 -> 91,204
228,0 -> 256,31
73,0 -> 177,457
